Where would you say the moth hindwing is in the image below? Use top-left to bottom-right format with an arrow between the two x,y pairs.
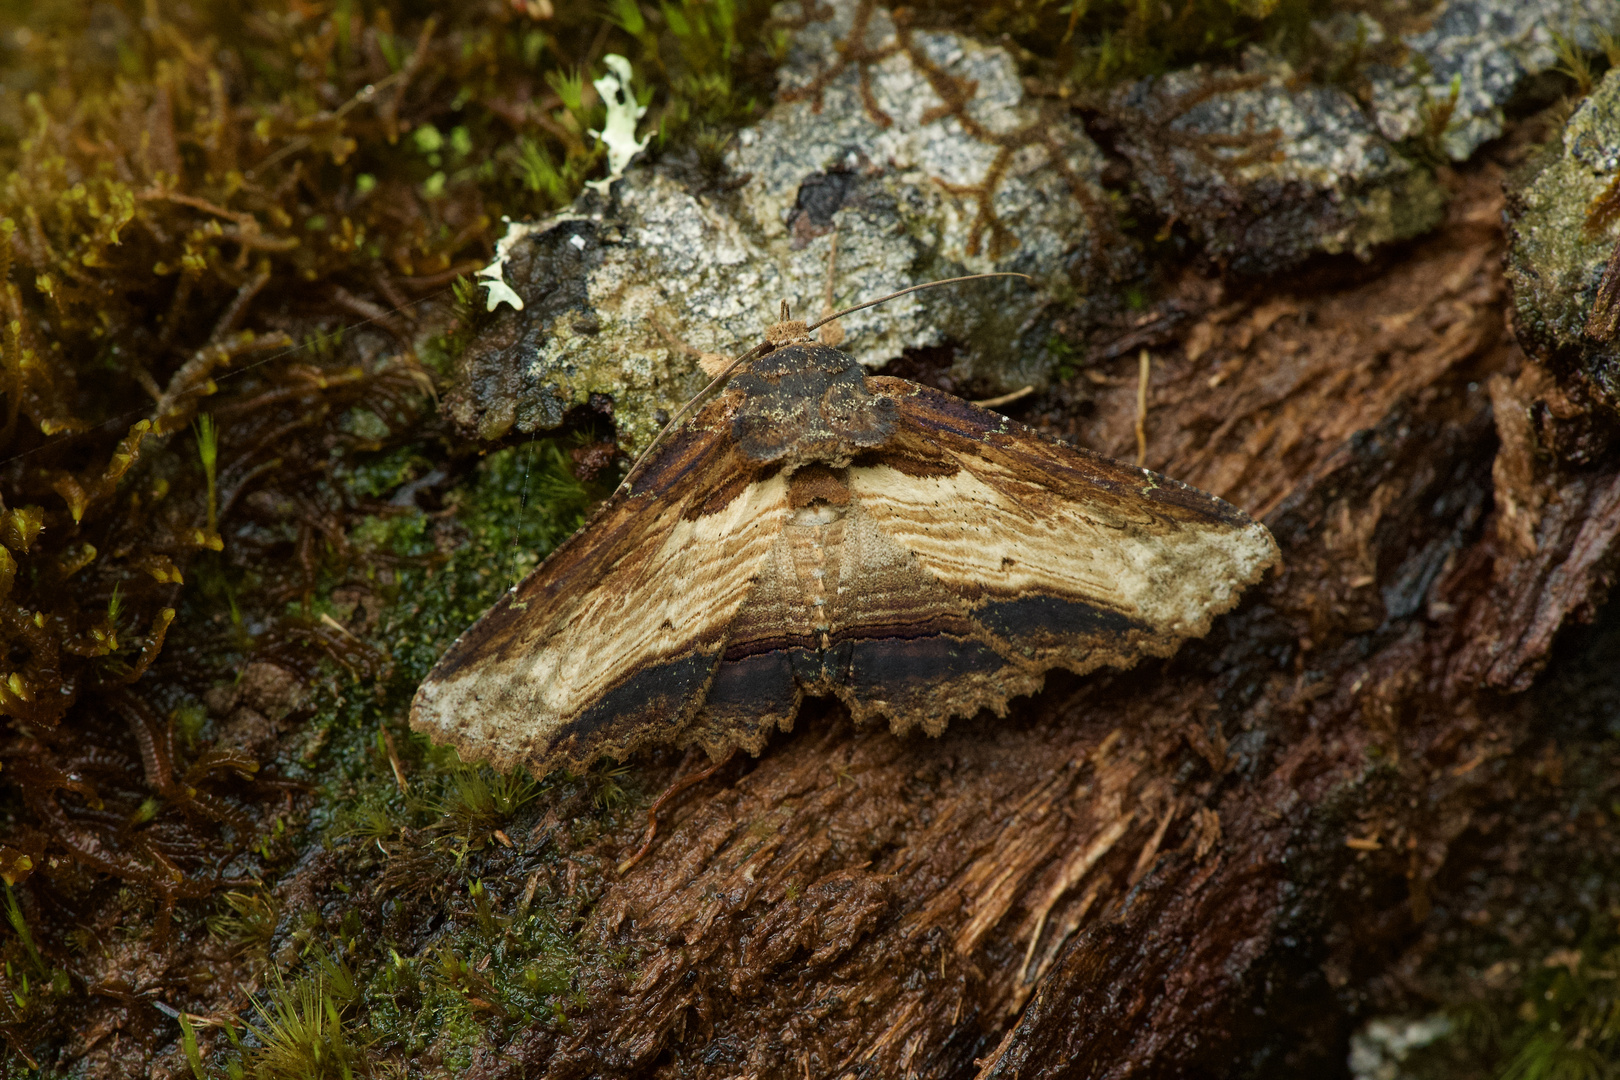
410,341 -> 1280,775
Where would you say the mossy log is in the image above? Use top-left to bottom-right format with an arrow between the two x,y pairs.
27,4 -> 1592,1076
335,167 -> 1618,1075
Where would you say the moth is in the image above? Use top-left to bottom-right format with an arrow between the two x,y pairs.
411,280 -> 1280,775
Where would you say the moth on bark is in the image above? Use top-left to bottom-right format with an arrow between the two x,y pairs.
411,293 -> 1280,775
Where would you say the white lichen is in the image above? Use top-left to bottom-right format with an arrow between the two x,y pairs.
1349,1015 -> 1454,1080
476,218 -> 547,312
585,54 -> 649,196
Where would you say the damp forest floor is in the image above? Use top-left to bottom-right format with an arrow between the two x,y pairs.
36,124 -> 1620,1080
1,3 -> 1619,1080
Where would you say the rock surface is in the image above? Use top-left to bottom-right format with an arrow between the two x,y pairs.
1367,0 -> 1620,161
1110,56 -> 1446,275
447,0 -> 1108,450
445,0 -> 1620,447
1506,67 -> 1620,412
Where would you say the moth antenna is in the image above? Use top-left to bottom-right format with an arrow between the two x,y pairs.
610,340 -> 771,499
804,271 -> 1032,333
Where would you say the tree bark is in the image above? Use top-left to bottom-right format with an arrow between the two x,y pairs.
466,165 -> 1620,1079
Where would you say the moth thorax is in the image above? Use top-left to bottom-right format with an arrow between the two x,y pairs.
730,343 -> 897,467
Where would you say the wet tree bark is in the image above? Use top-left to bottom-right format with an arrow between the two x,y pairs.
467,166 -> 1620,1078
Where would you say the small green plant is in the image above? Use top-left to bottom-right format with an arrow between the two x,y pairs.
305,947 -> 360,1008
591,762 -> 635,810
209,890 -> 282,958
1551,29 -> 1599,96
428,766 -> 541,848
546,66 -> 591,119
514,137 -> 593,206
177,1012 -> 206,1080
194,413 -> 220,542
172,703 -> 208,749
4,887 -> 45,977
469,878 -> 499,934
241,968 -> 363,1080
1415,73 -> 1464,164
1047,333 -> 1079,382
1599,24 -> 1620,69
432,946 -> 511,1020
328,792 -> 401,843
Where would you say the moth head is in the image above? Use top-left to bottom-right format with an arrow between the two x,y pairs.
763,300 -> 811,348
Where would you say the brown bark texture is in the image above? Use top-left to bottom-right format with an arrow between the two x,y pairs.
455,164 -> 1620,1078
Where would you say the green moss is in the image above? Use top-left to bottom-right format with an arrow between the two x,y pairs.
0,0 -> 717,1044
193,436 -> 646,1070
360,439 -> 588,682
918,0 -> 1324,87
210,890 -> 283,960
427,769 -> 543,852
241,964 -> 366,1080
1437,915 -> 1620,1080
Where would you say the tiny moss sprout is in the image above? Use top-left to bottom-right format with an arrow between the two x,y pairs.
177,1012 -> 206,1080
210,890 -> 283,959
3,888 -> 45,979
194,412 -> 221,547
427,766 -> 542,854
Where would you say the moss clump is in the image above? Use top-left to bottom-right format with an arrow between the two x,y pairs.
195,439 -> 637,1073
1402,915 -> 1620,1080
240,961 -> 365,1080
1493,918 -> 1620,1080
0,0 -> 776,1070
905,0 -> 1324,87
